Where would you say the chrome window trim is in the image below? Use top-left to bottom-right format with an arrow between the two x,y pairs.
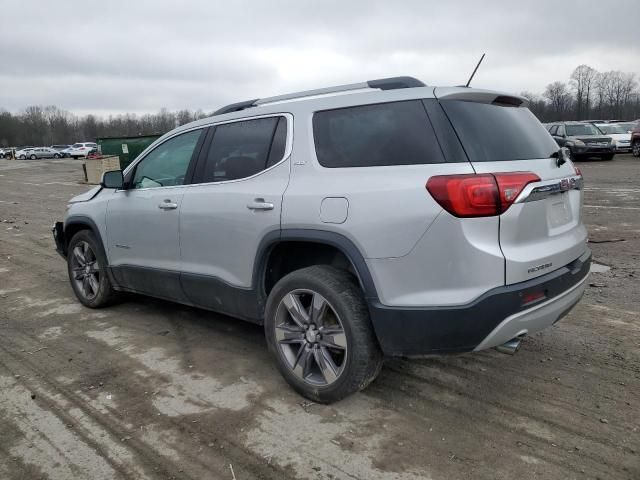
514,175 -> 583,204
120,113 -> 293,192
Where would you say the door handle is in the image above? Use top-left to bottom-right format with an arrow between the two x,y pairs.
247,198 -> 274,211
158,199 -> 178,210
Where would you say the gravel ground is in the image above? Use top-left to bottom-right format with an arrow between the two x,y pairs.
0,155 -> 638,480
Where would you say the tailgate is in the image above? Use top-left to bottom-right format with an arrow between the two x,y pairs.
475,159 -> 587,283
435,88 -> 589,284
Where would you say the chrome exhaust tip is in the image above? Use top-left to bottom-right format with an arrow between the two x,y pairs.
495,336 -> 523,355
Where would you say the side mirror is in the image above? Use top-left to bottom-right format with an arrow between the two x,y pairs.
101,170 -> 124,189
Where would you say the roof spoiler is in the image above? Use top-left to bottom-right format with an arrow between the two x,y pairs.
213,76 -> 426,116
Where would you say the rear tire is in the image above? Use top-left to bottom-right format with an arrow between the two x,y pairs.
265,265 -> 383,403
29,154 -> 37,159
67,230 -> 120,308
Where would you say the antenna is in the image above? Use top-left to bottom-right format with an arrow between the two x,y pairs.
465,53 -> 486,87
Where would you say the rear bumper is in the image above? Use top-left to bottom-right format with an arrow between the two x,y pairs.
53,221 -> 66,258
368,249 -> 591,356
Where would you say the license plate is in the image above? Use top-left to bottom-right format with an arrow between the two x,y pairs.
548,194 -> 571,228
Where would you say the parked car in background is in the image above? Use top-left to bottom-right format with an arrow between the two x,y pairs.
0,147 -> 8,158
67,142 -> 98,159
54,76 -> 590,402
631,123 -> 640,157
18,147 -> 63,159
596,123 -> 632,153
15,147 -> 36,159
51,144 -> 71,155
548,122 -> 615,160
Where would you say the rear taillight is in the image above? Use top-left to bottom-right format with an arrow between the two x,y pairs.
426,172 -> 540,218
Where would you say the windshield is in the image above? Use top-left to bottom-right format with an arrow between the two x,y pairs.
597,124 -> 627,134
615,122 -> 636,132
439,100 -> 558,161
565,124 -> 602,136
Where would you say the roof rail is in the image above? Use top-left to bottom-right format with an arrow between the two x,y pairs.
366,76 -> 425,90
213,98 -> 259,116
213,76 -> 425,115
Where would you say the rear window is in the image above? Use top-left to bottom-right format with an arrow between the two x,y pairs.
440,100 -> 558,161
313,100 -> 444,167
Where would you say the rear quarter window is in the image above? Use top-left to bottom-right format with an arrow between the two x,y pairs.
440,100 -> 559,161
313,100 -> 444,167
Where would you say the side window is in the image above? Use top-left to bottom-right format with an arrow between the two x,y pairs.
200,116 -> 282,183
313,100 -> 444,167
132,129 -> 202,189
556,125 -> 565,136
549,125 -> 558,135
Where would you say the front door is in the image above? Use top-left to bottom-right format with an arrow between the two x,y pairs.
106,128 -> 205,300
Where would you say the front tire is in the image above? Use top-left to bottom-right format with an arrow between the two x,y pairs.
633,141 -> 640,158
265,265 -> 383,403
67,230 -> 119,308
29,154 -> 37,159
602,153 -> 614,161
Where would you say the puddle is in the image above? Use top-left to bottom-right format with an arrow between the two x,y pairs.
590,263 -> 611,273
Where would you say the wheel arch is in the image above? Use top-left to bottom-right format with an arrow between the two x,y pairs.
64,215 -> 107,259
254,229 -> 379,303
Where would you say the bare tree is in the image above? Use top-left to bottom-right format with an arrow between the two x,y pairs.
570,65 -> 597,119
544,81 -> 573,120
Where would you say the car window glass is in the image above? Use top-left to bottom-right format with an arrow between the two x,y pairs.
440,100 -> 558,161
549,125 -> 557,135
598,124 -> 626,134
557,125 -> 565,136
266,117 -> 287,168
565,124 -> 600,136
313,100 -> 444,167
132,129 -> 202,189
200,117 -> 280,183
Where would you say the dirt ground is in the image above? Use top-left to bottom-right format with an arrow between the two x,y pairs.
0,155 -> 638,480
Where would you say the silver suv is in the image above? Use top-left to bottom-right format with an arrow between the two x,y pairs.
54,76 -> 590,403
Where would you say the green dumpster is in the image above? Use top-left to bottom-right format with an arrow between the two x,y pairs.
96,134 -> 161,170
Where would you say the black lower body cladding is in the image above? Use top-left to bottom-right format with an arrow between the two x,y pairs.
367,250 -> 591,356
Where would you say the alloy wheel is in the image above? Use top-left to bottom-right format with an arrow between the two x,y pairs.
633,142 -> 640,157
274,289 -> 347,386
70,241 -> 100,300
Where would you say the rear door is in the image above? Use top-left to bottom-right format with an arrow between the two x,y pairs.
178,115 -> 291,319
435,88 -> 588,285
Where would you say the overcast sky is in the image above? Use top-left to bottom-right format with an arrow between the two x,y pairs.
1,0 -> 638,116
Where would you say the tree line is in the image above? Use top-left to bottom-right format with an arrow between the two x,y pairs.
0,107 -> 210,148
523,65 -> 639,122
2,64 -> 639,148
